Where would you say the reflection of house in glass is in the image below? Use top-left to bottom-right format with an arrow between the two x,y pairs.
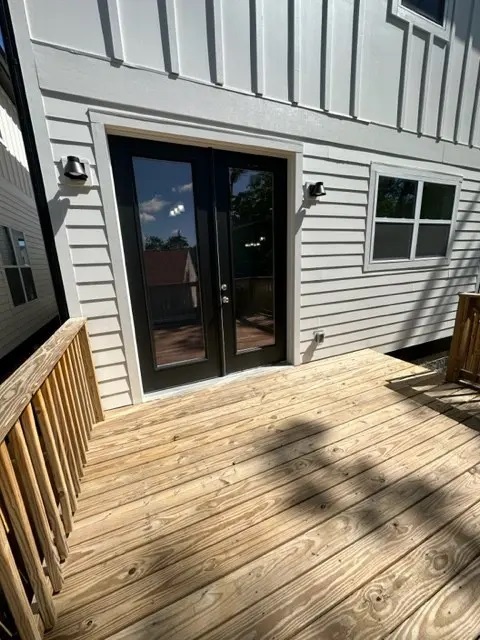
143,248 -> 205,366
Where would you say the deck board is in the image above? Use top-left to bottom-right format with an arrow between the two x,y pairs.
45,349 -> 480,640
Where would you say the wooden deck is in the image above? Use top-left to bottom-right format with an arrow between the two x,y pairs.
45,349 -> 480,640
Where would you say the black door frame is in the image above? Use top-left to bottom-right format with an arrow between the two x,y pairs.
109,135 -> 287,393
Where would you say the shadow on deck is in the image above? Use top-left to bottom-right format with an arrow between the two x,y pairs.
46,349 -> 480,640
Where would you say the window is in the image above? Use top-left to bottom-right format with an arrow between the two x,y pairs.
391,0 -> 452,38
364,165 -> 461,272
0,226 -> 37,306
402,0 -> 445,25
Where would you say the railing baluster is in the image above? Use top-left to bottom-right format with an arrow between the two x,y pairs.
20,405 -> 68,562
73,336 -> 95,428
9,421 -> 63,594
43,378 -> 79,506
32,390 -> 73,535
78,324 -> 105,423
0,508 -> 42,640
55,360 -> 87,466
58,356 -> 88,453
50,367 -> 84,482
0,442 -> 56,630
65,348 -> 90,446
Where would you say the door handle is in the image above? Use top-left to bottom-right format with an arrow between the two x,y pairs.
221,296 -> 230,304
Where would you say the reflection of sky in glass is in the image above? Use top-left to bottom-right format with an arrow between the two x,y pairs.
132,157 -> 197,246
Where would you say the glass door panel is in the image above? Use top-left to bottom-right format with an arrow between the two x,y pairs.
229,168 -> 275,352
131,157 -> 206,367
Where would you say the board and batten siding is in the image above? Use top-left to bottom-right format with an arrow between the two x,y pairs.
9,0 -> 480,408
23,0 -> 480,149
0,84 -> 57,359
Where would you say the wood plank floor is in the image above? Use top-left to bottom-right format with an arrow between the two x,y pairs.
45,349 -> 480,640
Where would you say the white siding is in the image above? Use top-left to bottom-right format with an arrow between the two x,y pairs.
299,144 -> 480,362
0,181 -> 57,359
10,0 -> 480,408
23,0 -> 480,147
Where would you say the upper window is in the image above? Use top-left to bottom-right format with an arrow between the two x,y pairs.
402,0 -> 445,25
391,0 -> 452,38
0,226 -> 37,306
364,164 -> 461,272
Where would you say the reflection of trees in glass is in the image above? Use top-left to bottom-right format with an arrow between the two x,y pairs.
376,177 -> 417,219
230,169 -> 273,278
145,232 -> 190,251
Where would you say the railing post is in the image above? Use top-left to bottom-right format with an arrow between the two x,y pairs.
78,324 -> 105,423
446,293 -> 473,382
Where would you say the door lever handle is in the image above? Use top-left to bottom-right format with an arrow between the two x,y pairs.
221,296 -> 230,304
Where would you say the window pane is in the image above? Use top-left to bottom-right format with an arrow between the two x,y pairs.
229,168 -> 275,353
132,156 -> 206,368
0,226 -> 15,265
10,229 -> 29,265
420,182 -> 455,220
21,267 -> 37,301
416,224 -> 450,258
373,222 -> 414,260
402,0 -> 445,24
376,176 -> 417,219
5,268 -> 26,306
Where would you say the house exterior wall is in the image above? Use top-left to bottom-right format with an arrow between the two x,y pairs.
0,82 -> 57,360
9,0 -> 480,408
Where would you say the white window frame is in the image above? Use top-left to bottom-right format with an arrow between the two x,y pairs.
391,0 -> 454,39
364,163 -> 462,273
0,226 -> 37,306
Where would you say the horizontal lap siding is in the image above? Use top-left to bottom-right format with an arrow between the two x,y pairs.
0,187 -> 57,358
42,99 -> 480,407
47,112 -> 132,408
300,146 -> 480,364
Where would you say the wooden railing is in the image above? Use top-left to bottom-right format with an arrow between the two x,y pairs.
446,293 -> 480,386
0,318 -> 104,640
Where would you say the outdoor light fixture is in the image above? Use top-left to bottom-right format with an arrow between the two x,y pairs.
308,182 -> 327,198
63,156 -> 88,181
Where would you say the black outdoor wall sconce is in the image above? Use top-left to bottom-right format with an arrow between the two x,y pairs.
63,156 -> 88,181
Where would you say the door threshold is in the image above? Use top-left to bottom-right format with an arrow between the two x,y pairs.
142,364 -> 291,404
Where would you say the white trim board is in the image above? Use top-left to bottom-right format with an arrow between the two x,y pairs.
89,109 -> 303,404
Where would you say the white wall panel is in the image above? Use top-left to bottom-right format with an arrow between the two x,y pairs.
222,0 -> 252,92
263,0 -> 289,101
119,0 -> 166,71
176,0 -> 210,81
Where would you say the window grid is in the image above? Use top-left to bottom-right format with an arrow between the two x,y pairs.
0,226 -> 37,307
365,164 -> 462,272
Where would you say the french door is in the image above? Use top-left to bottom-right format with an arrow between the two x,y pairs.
109,136 -> 287,393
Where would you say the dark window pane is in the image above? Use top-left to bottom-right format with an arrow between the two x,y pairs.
376,176 -> 417,219
230,168 -> 275,352
21,267 -> 37,301
5,268 -> 26,306
402,0 -> 445,24
373,222 -> 414,260
420,182 -> 455,220
11,229 -> 29,265
132,156 -> 206,367
416,224 -> 450,258
0,226 -> 15,265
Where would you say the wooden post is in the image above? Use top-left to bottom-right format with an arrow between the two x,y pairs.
0,442 -> 57,630
78,324 -> 105,423
0,510 -> 42,640
446,293 -> 472,382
